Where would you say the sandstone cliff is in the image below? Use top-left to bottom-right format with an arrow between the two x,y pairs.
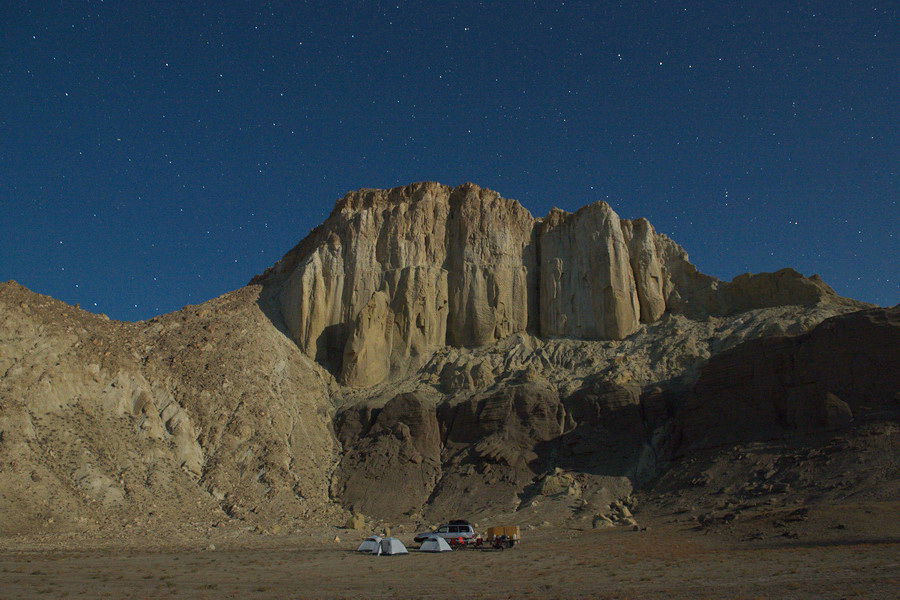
255,182 -> 847,387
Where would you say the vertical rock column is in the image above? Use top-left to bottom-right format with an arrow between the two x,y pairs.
341,290 -> 394,387
446,184 -> 536,347
539,203 -> 641,339
278,231 -> 347,367
621,218 -> 666,323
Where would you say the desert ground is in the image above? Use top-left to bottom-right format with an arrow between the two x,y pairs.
1,502 -> 897,600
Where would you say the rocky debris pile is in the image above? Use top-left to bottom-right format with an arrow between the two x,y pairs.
592,497 -> 642,529
539,469 -> 582,497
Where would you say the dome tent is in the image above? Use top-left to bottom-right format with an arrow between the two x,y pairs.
379,537 -> 408,555
419,537 -> 452,552
356,535 -> 382,553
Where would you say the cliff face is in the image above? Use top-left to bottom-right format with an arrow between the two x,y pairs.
256,182 -> 840,387
539,203 -> 642,339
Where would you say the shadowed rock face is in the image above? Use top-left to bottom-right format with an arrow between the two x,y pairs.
333,393 -> 442,517
334,383 -> 571,518
255,182 -> 841,387
672,306 -> 900,453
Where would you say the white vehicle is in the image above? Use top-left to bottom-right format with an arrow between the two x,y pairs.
413,520 -> 477,545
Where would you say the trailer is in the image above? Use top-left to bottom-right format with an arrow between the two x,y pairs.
478,526 -> 521,550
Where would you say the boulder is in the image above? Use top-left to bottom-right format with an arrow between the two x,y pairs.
592,514 -> 615,528
344,512 -> 366,530
790,392 -> 853,431
539,471 -> 580,497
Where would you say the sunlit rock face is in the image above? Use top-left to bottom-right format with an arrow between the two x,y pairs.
538,203 -> 641,340
255,182 -> 838,387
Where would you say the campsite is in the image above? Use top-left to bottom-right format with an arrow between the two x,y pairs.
1,507 -> 895,599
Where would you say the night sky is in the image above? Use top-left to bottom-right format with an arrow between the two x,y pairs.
2,1 -> 896,321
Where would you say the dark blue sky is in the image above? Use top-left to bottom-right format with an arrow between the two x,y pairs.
2,1 -> 896,320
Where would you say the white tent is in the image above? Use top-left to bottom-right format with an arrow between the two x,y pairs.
379,537 -> 408,556
356,535 -> 382,553
419,537 -> 452,552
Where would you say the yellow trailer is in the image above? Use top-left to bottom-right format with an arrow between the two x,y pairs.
485,526 -> 521,548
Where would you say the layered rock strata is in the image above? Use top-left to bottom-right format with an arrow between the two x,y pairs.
255,182 -> 840,387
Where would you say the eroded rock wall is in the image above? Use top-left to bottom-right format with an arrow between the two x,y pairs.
257,182 -> 844,387
445,185 -> 536,347
539,204 -> 641,339
672,306 -> 900,453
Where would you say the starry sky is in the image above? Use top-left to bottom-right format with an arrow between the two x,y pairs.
1,1 -> 896,321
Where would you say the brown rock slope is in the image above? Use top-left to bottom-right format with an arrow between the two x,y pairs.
645,307 -> 899,534
334,307 -> 898,525
0,282 -> 341,537
673,306 -> 900,452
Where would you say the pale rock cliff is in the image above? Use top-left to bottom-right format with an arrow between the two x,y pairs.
445,184 -> 536,347
539,203 -> 641,339
621,218 -> 667,324
255,182 -> 842,387
254,182 -> 834,387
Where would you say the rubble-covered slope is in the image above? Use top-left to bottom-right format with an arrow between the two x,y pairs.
333,307 -> 898,524
0,281 -> 342,537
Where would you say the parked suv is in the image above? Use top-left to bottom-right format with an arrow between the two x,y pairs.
413,520 -> 477,544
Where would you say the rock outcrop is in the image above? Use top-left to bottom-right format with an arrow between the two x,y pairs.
255,182 -> 845,387
672,306 -> 900,452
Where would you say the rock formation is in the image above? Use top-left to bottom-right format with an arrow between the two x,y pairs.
255,182 -> 843,387
672,306 -> 900,453
1,180 -> 889,537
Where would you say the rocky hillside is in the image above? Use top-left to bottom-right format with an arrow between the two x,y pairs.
0,282 -> 342,537
1,181 -> 893,539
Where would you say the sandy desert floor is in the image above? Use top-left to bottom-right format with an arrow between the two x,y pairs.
1,508 -> 898,600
